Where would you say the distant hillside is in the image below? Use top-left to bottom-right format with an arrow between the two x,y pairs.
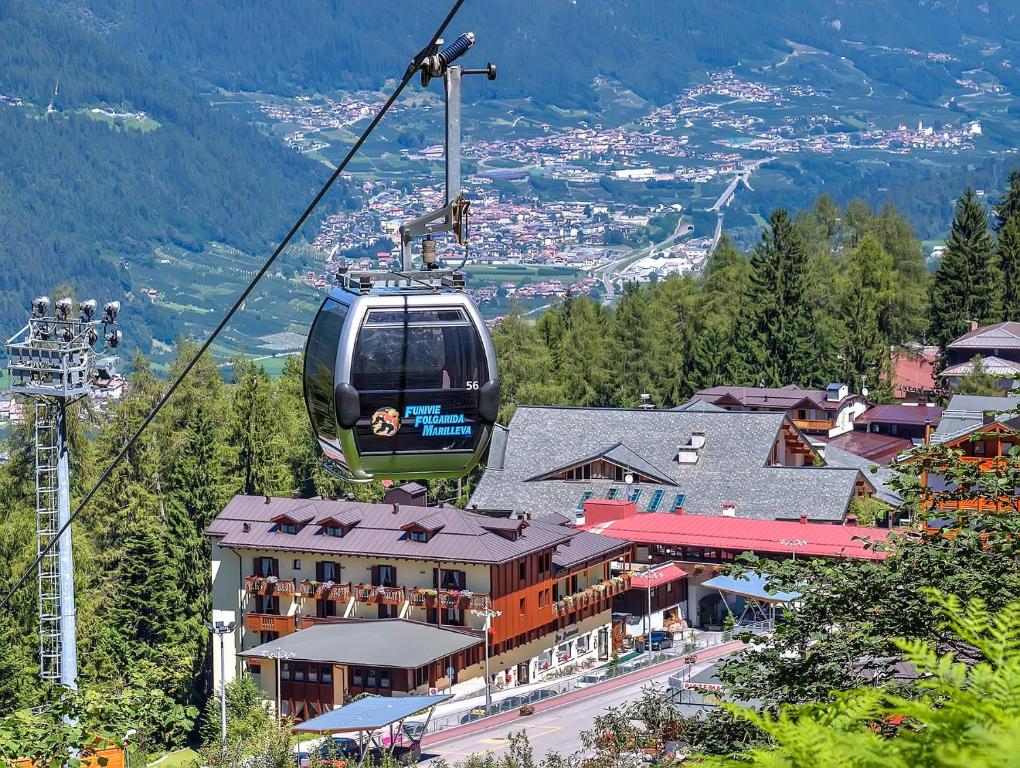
0,1 -> 342,346
41,0 -> 1020,105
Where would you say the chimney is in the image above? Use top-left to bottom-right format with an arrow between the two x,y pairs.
392,503 -> 400,515
675,506 -> 684,516
721,501 -> 736,517
264,495 -> 270,505
242,522 -> 251,533
689,429 -> 706,450
970,319 -> 979,332
291,491 -> 300,499
924,420 -> 932,445
799,513 -> 808,525
844,514 -> 858,527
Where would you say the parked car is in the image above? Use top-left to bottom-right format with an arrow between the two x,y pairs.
304,736 -> 361,767
575,668 -> 610,688
636,630 -> 674,652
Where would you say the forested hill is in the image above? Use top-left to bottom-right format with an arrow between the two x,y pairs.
0,1 -> 339,346
39,0 -> 1020,105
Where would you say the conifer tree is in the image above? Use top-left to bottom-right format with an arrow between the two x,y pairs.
229,357 -> 288,496
836,236 -> 890,393
611,281 -> 660,407
743,209 -> 816,387
999,217 -> 1020,321
929,188 -> 1002,351
994,168 -> 1020,231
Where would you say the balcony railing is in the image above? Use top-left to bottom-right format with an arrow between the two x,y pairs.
407,588 -> 492,611
245,575 -> 296,596
793,418 -> 835,433
299,580 -> 352,601
299,614 -> 343,628
552,574 -> 631,617
245,612 -> 297,634
354,584 -> 406,605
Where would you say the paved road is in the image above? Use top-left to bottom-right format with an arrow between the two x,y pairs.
595,215 -> 692,302
421,654 -> 729,763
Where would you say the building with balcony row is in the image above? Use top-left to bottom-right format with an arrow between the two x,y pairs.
689,383 -> 868,437
206,495 -> 631,719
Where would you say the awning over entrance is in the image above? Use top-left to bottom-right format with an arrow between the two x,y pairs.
293,694 -> 451,734
701,572 -> 799,604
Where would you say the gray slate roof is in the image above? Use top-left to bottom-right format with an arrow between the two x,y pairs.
932,394 -> 1020,443
240,619 -> 482,668
469,406 -> 871,522
206,495 -> 577,565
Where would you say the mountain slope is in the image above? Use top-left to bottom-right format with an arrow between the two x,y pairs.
0,1 -> 341,346
42,0 -> 1020,105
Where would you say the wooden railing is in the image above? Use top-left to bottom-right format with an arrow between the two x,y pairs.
245,612 -> 297,634
299,580 -> 352,601
407,588 -> 492,611
793,418 -> 835,433
245,575 -> 296,596
354,584 -> 406,605
299,615 -> 343,628
552,575 -> 631,616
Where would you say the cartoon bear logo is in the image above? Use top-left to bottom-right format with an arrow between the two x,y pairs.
371,407 -> 401,437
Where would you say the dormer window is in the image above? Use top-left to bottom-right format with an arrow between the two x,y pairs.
271,508 -> 315,534
401,513 -> 445,543
316,512 -> 361,538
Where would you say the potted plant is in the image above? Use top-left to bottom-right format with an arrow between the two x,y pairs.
519,704 -> 535,716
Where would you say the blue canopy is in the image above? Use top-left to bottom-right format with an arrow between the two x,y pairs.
293,694 -> 452,734
702,572 -> 799,604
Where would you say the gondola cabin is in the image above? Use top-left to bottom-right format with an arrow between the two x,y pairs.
303,286 -> 499,481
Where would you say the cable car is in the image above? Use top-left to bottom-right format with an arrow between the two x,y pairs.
302,32 -> 500,482
304,285 -> 498,481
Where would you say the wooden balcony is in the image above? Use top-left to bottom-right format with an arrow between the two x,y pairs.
299,580 -> 352,601
245,575 -> 296,596
793,418 -> 835,433
407,588 -> 492,611
552,575 -> 631,617
354,584 -> 406,605
245,612 -> 297,634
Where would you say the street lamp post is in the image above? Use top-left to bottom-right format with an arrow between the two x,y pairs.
264,647 -> 297,722
469,606 -> 502,715
205,620 -> 236,743
779,538 -> 807,561
640,569 -> 665,667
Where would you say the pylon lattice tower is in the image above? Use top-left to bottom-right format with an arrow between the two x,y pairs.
5,297 -> 120,687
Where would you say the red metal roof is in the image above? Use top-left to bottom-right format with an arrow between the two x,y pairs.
855,404 -> 943,427
630,562 -> 688,587
583,513 -> 891,560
